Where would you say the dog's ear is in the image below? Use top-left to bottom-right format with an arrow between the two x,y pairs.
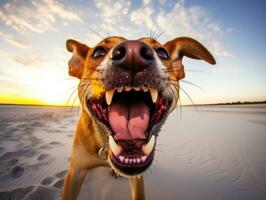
66,39 -> 90,79
163,37 -> 216,80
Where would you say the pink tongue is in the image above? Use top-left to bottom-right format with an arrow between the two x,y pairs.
109,101 -> 150,140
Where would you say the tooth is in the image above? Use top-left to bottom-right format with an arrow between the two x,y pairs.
149,88 -> 158,103
142,135 -> 155,155
125,158 -> 129,164
141,156 -> 147,162
134,87 -> 141,91
125,86 -> 131,92
119,156 -> 125,162
142,86 -> 148,92
117,87 -> 123,93
137,158 -> 141,163
106,89 -> 115,105
109,136 -> 122,156
133,158 -> 136,164
129,159 -> 132,164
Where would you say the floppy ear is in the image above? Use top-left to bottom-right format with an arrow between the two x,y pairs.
66,39 -> 89,78
163,37 -> 216,80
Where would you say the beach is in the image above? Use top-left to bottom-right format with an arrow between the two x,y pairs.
0,104 -> 265,200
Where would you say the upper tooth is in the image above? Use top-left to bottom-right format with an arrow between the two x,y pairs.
119,156 -> 125,162
134,87 -> 141,91
117,87 -> 123,93
125,86 -> 131,91
106,89 -> 115,105
109,136 -> 122,156
142,86 -> 148,92
150,88 -> 158,103
141,156 -> 147,162
142,135 -> 155,155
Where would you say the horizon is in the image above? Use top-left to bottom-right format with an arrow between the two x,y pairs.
0,0 -> 265,106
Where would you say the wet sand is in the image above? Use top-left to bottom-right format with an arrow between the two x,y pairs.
0,104 -> 265,200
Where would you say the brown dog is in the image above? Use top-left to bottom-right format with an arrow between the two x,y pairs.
62,36 -> 215,200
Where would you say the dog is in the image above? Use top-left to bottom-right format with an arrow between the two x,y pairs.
62,36 -> 215,200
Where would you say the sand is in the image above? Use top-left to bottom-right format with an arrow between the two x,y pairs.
0,104 -> 265,200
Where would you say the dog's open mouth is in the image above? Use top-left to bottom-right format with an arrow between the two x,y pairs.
88,86 -> 171,175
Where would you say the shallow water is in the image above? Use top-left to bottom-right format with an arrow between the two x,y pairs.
0,104 -> 265,200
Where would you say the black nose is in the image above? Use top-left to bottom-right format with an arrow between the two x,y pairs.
112,40 -> 155,72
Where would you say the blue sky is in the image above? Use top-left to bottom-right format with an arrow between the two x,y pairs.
0,0 -> 265,105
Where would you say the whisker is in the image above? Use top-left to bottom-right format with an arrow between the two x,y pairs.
177,92 -> 183,119
65,84 -> 88,107
163,69 -> 206,73
169,86 -> 178,107
64,77 -> 103,81
88,27 -> 104,40
170,82 -> 198,112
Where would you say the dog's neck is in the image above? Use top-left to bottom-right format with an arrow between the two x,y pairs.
76,109 -> 108,159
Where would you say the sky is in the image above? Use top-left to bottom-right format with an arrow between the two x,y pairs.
0,0 -> 265,106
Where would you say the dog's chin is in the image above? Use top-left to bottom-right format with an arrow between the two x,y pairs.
108,149 -> 155,176
86,86 -> 172,176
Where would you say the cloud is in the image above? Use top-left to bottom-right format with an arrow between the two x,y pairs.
92,0 -> 232,58
11,54 -> 44,67
94,0 -> 131,27
0,31 -> 31,49
0,0 -> 82,33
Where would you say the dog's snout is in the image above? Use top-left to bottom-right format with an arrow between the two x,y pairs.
112,40 -> 155,72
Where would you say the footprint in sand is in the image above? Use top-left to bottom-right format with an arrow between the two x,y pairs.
37,153 -> 49,161
55,170 -> 68,178
49,141 -> 62,146
39,144 -> 52,150
41,176 -> 54,185
10,166 -> 24,178
7,158 -> 19,166
53,179 -> 64,189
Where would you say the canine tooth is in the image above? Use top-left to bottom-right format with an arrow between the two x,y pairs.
137,158 -> 141,163
125,86 -> 131,92
149,88 -> 158,103
125,158 -> 129,164
142,135 -> 155,155
119,156 -> 125,162
109,136 -> 122,156
106,89 -> 115,105
141,156 -> 147,162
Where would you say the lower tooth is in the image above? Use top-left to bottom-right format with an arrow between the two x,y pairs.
125,158 -> 129,164
137,158 -> 141,163
141,156 -> 147,162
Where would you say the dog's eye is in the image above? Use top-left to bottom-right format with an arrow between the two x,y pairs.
156,48 -> 169,60
92,46 -> 107,58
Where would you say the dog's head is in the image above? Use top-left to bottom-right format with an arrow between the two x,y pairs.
66,36 -> 215,176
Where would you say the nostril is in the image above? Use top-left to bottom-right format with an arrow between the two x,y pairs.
140,46 -> 154,60
113,46 -> 126,60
